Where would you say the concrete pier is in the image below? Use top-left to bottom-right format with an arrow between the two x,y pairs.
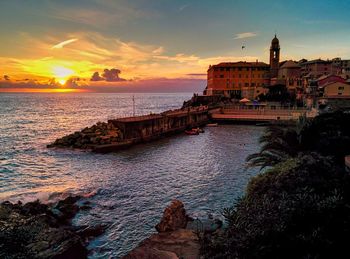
93,106 -> 209,153
211,105 -> 317,123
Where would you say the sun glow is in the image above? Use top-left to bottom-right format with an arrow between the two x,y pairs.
52,66 -> 74,85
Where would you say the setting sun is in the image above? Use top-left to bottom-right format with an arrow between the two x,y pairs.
52,66 -> 74,85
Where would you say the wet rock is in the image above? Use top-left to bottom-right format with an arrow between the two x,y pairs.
125,201 -> 199,258
76,224 -> 107,240
0,199 -> 88,259
53,196 -> 81,223
155,200 -> 189,233
123,229 -> 200,259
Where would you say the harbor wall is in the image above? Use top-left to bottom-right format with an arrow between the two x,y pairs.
94,107 -> 209,153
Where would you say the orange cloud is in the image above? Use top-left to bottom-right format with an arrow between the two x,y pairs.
0,31 -> 263,85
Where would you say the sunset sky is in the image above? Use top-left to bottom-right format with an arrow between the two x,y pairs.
1,0 -> 350,92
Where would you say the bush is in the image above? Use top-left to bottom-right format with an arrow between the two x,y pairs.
202,154 -> 350,259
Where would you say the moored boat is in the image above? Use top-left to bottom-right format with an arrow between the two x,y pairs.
185,129 -> 199,135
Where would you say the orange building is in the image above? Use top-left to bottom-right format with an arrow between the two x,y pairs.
206,61 -> 270,99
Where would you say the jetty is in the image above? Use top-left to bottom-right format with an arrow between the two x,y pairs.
48,100 -> 319,153
210,105 -> 317,123
48,106 -> 209,153
94,106 -> 209,153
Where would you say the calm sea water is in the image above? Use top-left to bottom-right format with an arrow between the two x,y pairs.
0,93 -> 262,258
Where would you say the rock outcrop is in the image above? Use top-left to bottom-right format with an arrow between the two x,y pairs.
155,200 -> 189,233
124,200 -> 200,259
0,196 -> 104,259
123,229 -> 200,259
47,122 -> 122,149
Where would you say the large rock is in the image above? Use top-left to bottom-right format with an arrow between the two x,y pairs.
155,200 -> 189,233
123,229 -> 200,259
0,197 -> 104,259
124,201 -> 200,259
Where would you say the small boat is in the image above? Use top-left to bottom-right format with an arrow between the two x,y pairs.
206,123 -> 218,127
193,127 -> 205,133
185,129 -> 199,135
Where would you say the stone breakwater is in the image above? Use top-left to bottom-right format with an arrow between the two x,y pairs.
0,196 -> 106,259
48,106 -> 209,153
47,121 -> 123,149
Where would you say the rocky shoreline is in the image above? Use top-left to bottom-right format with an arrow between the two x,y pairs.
47,121 -> 123,150
124,200 -> 222,259
1,196 -> 222,258
0,196 -> 106,259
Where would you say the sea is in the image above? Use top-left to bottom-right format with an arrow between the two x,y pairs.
0,92 -> 262,258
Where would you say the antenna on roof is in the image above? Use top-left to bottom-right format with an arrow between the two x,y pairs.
132,95 -> 135,116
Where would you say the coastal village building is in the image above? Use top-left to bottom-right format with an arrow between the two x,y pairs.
322,82 -> 350,98
205,36 -> 279,99
206,61 -> 270,99
300,59 -> 341,79
317,75 -> 346,88
278,60 -> 302,92
205,35 -> 350,105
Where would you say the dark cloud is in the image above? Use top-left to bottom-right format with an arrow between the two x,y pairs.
102,68 -> 126,82
4,75 -> 10,81
65,77 -> 80,87
90,72 -> 103,81
90,68 -> 126,82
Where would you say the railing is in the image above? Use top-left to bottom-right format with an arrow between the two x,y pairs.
107,106 -> 209,121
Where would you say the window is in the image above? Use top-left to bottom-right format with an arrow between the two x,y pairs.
239,74 -> 242,78
246,75 -> 248,78
220,68 -> 224,71
214,68 -> 218,71
226,68 -> 230,71
338,86 -> 345,90
338,92 -> 342,95
251,83 -> 256,87
238,67 -> 242,71
220,75 -> 224,78
232,83 -> 235,87
245,83 -> 249,87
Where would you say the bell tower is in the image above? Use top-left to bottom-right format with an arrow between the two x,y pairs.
270,34 -> 280,78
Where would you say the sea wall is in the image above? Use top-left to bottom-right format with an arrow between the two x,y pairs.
48,106 -> 209,153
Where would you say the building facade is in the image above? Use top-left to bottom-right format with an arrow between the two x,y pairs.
300,59 -> 341,79
206,61 -> 270,99
278,60 -> 302,92
323,82 -> 350,98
